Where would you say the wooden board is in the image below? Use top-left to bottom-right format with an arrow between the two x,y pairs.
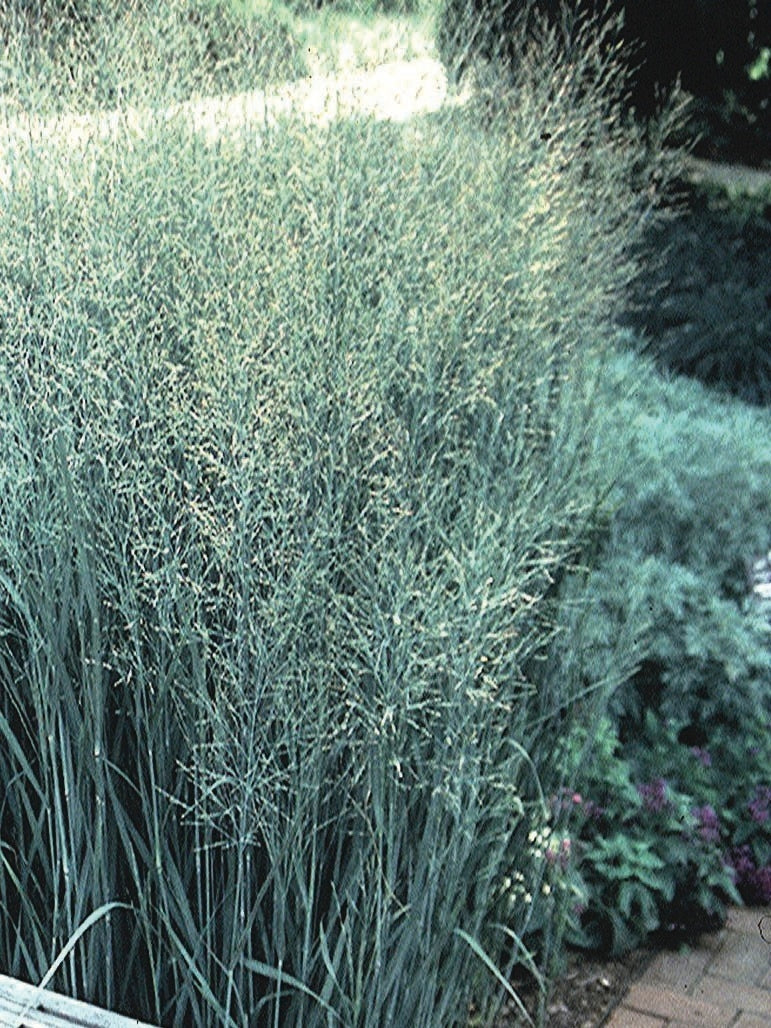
0,975 -> 157,1027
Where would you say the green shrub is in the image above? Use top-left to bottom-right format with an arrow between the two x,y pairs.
589,349 -> 771,732
559,717 -> 740,954
624,181 -> 771,408
562,348 -> 770,654
627,714 -> 771,907
559,701 -> 771,953
547,348 -> 770,952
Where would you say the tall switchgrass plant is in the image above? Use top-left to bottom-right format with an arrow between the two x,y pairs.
0,15 -> 681,1024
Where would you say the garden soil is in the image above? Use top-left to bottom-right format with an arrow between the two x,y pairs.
484,946 -> 654,1027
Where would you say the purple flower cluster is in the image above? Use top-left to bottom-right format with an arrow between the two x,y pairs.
545,837 -> 572,871
729,845 -> 771,905
692,804 -> 721,843
747,785 -> 771,824
690,746 -> 712,768
730,844 -> 755,880
582,798 -> 605,821
638,778 -> 669,813
552,788 -> 605,822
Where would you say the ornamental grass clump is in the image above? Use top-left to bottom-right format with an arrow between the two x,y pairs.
0,0 -> 304,114
0,15 -> 681,1026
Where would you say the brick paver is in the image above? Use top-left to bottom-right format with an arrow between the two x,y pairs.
618,983 -> 733,1026
605,906 -> 771,1027
726,907 -> 767,934
644,948 -> 713,987
708,939 -> 769,986
604,1010 -> 667,1027
697,975 -> 771,1014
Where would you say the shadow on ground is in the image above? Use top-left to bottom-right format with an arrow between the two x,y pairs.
621,170 -> 771,407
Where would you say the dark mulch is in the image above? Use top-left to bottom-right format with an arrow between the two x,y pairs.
483,946 -> 654,1028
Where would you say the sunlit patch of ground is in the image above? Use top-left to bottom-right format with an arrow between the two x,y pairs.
295,11 -> 437,76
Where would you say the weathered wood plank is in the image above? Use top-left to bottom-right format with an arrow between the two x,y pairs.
0,975 -> 158,1027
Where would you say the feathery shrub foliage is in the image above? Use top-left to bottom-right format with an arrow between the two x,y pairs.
0,13 -> 681,1027
541,349 -> 771,954
584,348 -> 771,734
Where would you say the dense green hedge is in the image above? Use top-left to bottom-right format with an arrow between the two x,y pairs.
623,180 -> 771,408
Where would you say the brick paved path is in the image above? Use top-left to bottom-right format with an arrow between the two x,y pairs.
606,907 -> 771,1027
